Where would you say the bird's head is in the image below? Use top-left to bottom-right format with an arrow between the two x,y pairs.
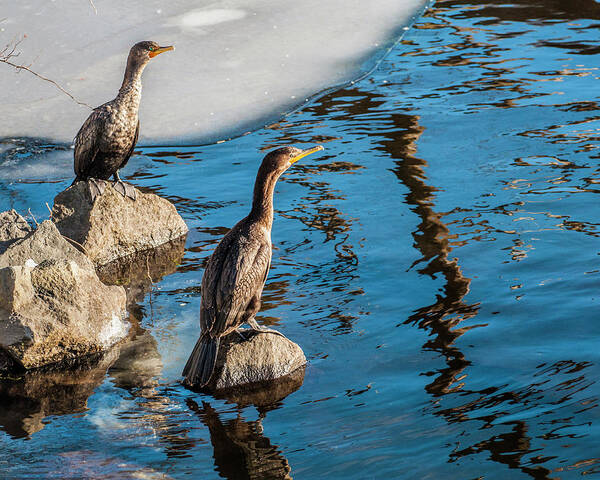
260,145 -> 324,177
127,41 -> 174,69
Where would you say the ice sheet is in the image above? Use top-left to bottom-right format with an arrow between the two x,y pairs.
0,0 -> 426,145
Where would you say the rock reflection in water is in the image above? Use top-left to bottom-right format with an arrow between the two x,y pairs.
97,235 -> 186,306
0,349 -> 118,438
188,369 -> 304,480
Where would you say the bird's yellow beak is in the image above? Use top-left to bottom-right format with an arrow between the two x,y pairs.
149,45 -> 174,58
290,145 -> 324,164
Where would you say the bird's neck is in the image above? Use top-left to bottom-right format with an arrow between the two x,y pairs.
249,169 -> 279,229
117,58 -> 146,109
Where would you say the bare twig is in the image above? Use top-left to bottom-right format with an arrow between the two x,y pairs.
1,35 -> 92,109
27,208 -> 39,227
61,234 -> 90,256
146,255 -> 155,322
89,0 -> 98,15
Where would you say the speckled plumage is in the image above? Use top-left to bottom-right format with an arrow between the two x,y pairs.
73,41 -> 169,185
183,146 -> 323,387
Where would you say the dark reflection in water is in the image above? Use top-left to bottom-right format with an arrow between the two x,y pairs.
0,350 -> 118,438
189,400 -> 292,480
188,371 -> 303,480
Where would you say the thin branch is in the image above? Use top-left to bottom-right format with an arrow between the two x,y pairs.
27,208 -> 39,227
1,36 -> 93,109
89,0 -> 98,15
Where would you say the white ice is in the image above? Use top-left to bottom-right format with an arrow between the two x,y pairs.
0,0 -> 426,145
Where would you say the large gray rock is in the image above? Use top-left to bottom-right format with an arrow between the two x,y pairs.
51,182 -> 189,266
0,259 -> 127,369
0,210 -> 32,253
205,331 -> 306,391
0,220 -> 93,270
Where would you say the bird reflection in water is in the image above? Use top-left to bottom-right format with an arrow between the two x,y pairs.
187,368 -> 304,480
189,401 -> 292,480
268,72 -> 578,476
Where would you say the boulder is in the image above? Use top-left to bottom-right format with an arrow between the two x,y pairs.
0,220 -> 93,270
0,210 -> 32,253
0,259 -> 127,369
203,331 -> 306,391
51,182 -> 189,266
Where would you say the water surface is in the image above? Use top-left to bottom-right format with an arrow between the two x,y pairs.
1,1 -> 600,478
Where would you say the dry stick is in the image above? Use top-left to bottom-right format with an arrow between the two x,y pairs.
61,235 -> 90,257
1,58 -> 93,109
146,255 -> 155,322
89,0 -> 98,14
27,208 -> 39,227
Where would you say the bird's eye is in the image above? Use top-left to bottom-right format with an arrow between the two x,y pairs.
148,46 -> 155,52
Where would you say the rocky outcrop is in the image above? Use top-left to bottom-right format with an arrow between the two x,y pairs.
51,182 -> 188,266
0,259 -> 128,369
0,220 -> 93,270
0,210 -> 31,253
0,219 -> 128,370
204,331 -> 306,391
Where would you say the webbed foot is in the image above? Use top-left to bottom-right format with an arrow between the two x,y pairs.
113,180 -> 137,200
88,178 -> 107,202
247,318 -> 288,339
236,328 -> 250,341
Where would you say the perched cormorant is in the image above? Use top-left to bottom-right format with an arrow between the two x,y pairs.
73,41 -> 173,200
183,145 -> 324,387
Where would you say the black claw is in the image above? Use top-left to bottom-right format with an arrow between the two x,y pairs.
113,180 -> 137,200
88,178 -> 107,202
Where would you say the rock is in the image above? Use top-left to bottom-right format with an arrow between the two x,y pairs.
204,331 -> 306,391
51,182 -> 189,266
212,366 -> 305,408
0,210 -> 32,253
0,220 -> 93,270
0,259 -> 127,369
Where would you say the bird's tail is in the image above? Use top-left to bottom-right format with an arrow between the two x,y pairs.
182,335 -> 220,387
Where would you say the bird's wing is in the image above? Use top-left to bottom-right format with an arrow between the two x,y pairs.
73,109 -> 104,177
118,119 -> 139,170
201,230 -> 271,336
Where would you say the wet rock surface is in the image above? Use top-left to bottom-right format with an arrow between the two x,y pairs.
51,182 -> 188,266
0,210 -> 31,253
203,331 -> 306,391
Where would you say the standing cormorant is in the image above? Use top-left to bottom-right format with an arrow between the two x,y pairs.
183,145 -> 324,387
73,41 -> 173,200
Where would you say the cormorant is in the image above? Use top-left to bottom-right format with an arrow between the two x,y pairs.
183,145 -> 324,387
73,41 -> 173,201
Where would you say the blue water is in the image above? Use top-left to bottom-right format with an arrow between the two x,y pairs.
2,1 -> 600,478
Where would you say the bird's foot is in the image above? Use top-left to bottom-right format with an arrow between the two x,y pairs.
247,318 -> 288,339
235,328 -> 250,341
113,180 -> 137,200
88,178 -> 107,202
